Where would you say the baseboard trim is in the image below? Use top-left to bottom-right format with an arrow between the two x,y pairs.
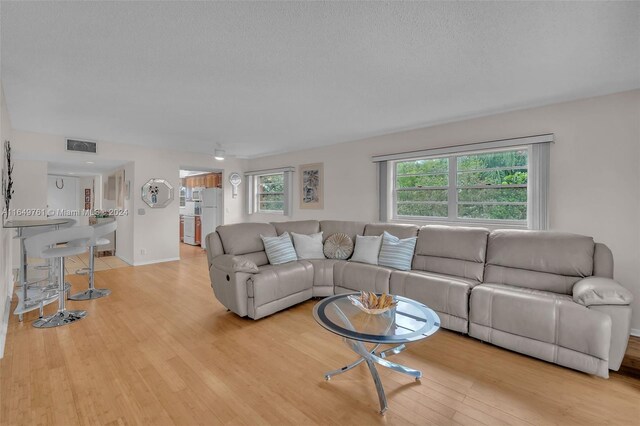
133,257 -> 180,266
0,295 -> 10,360
631,328 -> 640,337
115,254 -> 133,266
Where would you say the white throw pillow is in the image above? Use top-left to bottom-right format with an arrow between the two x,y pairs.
350,234 -> 383,265
291,231 -> 325,259
261,232 -> 297,265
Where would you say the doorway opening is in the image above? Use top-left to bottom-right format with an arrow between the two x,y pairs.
178,167 -> 224,259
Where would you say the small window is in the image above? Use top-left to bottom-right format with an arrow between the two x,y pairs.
256,173 -> 285,214
393,147 -> 529,225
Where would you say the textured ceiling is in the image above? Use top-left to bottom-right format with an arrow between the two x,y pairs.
1,1 -> 639,158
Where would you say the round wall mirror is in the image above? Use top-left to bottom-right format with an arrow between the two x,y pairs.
141,179 -> 174,208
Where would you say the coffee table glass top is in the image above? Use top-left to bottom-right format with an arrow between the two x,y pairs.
313,293 -> 440,344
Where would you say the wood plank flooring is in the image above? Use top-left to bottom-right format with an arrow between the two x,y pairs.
1,251 -> 639,425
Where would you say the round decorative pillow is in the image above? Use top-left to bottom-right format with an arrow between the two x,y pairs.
323,233 -> 354,260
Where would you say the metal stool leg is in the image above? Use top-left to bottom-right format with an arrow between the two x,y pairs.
69,245 -> 111,300
33,257 -> 86,328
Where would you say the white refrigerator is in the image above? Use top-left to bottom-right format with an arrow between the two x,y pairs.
200,188 -> 223,249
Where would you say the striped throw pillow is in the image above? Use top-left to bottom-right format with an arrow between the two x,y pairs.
378,231 -> 417,271
261,232 -> 298,265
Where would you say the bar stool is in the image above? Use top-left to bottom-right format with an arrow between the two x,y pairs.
13,225 -> 58,320
25,226 -> 93,328
69,220 -> 117,300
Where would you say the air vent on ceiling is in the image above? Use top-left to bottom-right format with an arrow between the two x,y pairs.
66,139 -> 97,154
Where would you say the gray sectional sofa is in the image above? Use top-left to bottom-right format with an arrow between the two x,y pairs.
205,220 -> 633,378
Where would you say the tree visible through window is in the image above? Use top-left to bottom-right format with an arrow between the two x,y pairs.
257,173 -> 285,213
394,148 -> 528,223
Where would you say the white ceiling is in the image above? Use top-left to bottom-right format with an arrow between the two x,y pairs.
1,1 -> 639,158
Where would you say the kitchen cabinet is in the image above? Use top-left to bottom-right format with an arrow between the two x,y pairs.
205,174 -> 215,188
195,216 -> 202,245
184,173 -> 222,190
180,215 -> 184,242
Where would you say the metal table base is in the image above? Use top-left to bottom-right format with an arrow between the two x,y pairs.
324,341 -> 420,415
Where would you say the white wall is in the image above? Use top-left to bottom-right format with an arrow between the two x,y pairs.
11,131 -> 247,265
247,90 -> 640,332
47,174 -> 79,214
9,159 -> 48,268
0,86 -> 14,357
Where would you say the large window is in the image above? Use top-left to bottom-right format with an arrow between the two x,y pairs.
256,173 -> 285,213
394,147 -> 529,224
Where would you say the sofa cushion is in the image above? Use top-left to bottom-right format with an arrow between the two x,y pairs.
470,283 -> 611,361
483,264 -> 581,294
364,223 -> 419,239
272,220 -> 320,236
487,230 -> 594,277
305,259 -> 344,287
261,232 -> 297,265
378,231 -> 417,271
320,220 -> 367,242
217,223 -> 276,255
412,225 -> 489,281
416,225 -> 489,262
390,270 -> 478,323
333,261 -> 392,293
248,262 -> 313,307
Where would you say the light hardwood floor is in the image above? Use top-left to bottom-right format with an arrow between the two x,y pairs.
1,251 -> 639,426
64,253 -> 130,275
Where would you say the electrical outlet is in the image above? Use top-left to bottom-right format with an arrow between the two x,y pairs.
140,248 -> 147,255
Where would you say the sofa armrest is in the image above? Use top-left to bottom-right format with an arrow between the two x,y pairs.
573,277 -> 633,307
211,254 -> 259,274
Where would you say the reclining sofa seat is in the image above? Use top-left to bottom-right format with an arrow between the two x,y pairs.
209,222 -> 315,319
392,225 -> 490,333
205,220 -> 633,378
469,230 -> 632,377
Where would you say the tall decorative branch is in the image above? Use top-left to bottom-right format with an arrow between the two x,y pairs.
2,140 -> 14,218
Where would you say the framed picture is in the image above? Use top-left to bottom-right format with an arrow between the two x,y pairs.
299,163 -> 324,209
125,180 -> 131,200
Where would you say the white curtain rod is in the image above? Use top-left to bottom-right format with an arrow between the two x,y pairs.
371,134 -> 554,163
244,166 -> 295,176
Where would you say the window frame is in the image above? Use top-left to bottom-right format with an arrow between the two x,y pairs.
255,172 -> 286,215
391,145 -> 531,228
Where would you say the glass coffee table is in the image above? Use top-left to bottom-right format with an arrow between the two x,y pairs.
313,293 -> 440,414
